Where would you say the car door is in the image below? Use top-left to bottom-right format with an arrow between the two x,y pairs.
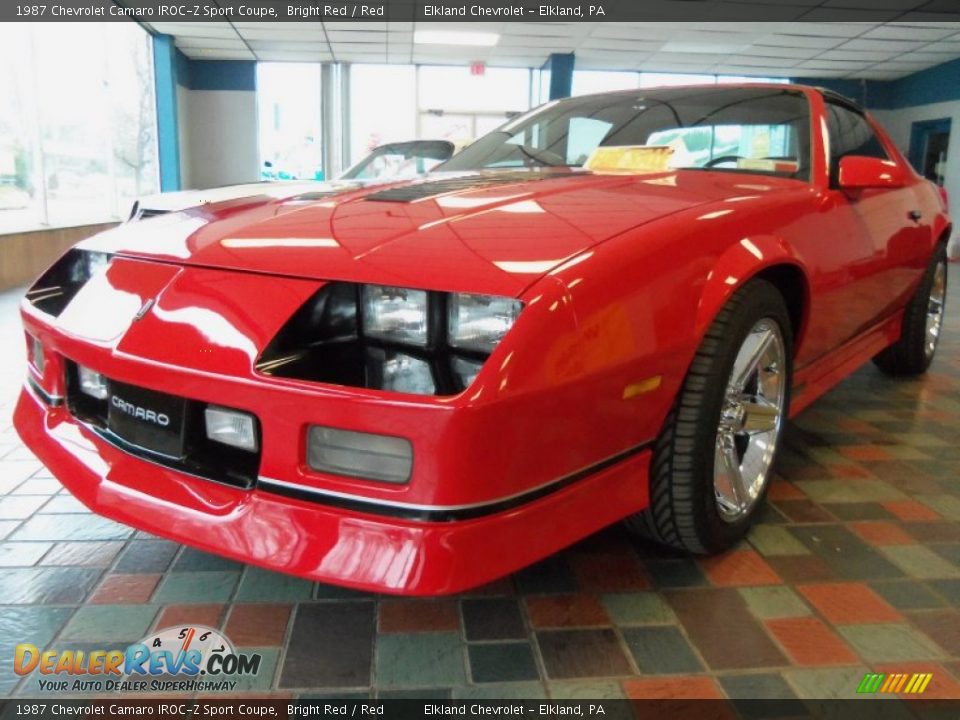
820,100 -> 929,343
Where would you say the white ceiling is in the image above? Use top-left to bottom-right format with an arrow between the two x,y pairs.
144,21 -> 960,80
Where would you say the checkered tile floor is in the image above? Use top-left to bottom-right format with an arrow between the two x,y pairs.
1,269 -> 959,700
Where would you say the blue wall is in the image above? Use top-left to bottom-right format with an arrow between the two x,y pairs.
152,35 -> 181,192
152,37 -> 258,191
181,59 -> 257,92
801,57 -> 960,111
542,53 -> 575,100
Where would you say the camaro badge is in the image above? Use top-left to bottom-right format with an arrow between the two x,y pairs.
133,298 -> 154,321
111,396 -> 170,427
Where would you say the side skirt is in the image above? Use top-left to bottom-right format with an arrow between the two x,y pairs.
790,311 -> 902,417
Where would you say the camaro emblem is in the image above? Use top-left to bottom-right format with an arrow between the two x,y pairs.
133,298 -> 154,321
111,396 -> 170,427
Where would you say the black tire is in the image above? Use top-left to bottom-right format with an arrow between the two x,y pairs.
873,243 -> 948,376
624,279 -> 793,554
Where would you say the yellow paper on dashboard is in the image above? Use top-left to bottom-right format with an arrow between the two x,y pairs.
585,145 -> 675,175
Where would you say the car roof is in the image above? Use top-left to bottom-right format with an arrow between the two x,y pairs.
549,82 -> 866,115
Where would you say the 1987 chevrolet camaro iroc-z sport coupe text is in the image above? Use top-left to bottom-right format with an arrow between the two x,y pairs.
15,85 -> 951,594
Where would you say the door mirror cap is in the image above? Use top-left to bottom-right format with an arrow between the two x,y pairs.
838,156 -> 906,190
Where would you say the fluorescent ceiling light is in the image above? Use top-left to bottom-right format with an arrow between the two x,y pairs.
414,30 -> 499,47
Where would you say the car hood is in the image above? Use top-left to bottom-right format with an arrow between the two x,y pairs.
134,179 -> 366,214
84,170 -> 792,297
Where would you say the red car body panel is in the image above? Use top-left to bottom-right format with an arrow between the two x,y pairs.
79,170 -> 741,297
14,85 -> 950,594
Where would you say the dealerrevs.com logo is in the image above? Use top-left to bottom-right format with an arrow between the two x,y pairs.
14,626 -> 261,693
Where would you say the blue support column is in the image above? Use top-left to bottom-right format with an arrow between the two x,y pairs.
543,53 -> 575,101
153,34 -> 181,191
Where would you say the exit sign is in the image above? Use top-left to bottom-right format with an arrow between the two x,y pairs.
470,62 -> 486,76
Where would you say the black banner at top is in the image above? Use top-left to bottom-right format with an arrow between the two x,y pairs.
5,0 -> 960,23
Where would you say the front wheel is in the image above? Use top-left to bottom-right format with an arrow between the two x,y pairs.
873,244 -> 948,376
624,279 -> 793,554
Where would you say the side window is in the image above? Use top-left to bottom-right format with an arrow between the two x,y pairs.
826,102 -> 888,183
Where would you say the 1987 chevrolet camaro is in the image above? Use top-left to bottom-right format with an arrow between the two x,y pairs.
15,85 -> 951,594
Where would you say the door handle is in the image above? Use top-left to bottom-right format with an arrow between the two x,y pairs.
909,210 -> 922,222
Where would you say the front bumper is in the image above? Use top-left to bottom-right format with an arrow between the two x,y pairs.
15,383 -> 652,594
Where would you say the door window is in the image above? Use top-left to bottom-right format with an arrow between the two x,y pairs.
825,102 -> 888,184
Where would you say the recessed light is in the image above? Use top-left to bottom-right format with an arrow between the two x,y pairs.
414,31 -> 499,47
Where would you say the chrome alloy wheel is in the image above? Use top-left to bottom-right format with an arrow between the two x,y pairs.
714,319 -> 787,523
925,259 -> 947,360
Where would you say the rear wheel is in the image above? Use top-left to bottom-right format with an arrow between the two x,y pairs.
873,244 -> 948,376
625,279 -> 793,554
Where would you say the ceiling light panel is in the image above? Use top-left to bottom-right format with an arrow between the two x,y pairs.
414,30 -> 500,46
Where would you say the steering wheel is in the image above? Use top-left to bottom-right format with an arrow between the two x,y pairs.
704,155 -> 745,168
515,144 -> 567,168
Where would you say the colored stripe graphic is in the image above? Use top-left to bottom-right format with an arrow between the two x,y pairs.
905,673 -> 933,694
858,672 -> 932,694
857,673 -> 885,693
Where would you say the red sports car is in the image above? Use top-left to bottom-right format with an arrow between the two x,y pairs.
15,85 -> 950,594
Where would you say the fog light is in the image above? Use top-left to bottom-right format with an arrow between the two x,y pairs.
29,335 -> 45,374
78,365 -> 108,400
307,425 -> 412,484
204,405 -> 258,452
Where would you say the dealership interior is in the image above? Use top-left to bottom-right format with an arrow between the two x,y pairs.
3,18 -> 960,701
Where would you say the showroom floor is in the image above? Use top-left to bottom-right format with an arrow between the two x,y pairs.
1,271 -> 959,701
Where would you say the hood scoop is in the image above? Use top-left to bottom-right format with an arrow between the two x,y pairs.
363,171 -> 550,203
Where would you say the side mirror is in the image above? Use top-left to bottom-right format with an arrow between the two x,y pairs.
838,156 -> 905,190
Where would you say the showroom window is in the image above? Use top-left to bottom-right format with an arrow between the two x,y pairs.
639,73 -> 788,88
0,23 -> 159,233
572,70 -> 640,96
569,71 -> 788,97
257,63 -> 323,181
640,72 -> 720,87
417,65 -> 530,143
349,64 -> 417,166
717,75 -> 790,84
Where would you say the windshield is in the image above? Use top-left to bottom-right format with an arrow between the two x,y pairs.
342,140 -> 455,181
439,86 -> 811,180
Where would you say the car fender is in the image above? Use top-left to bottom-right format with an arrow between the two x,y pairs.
694,234 -> 810,346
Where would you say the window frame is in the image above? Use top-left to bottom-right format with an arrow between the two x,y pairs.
823,95 -> 893,188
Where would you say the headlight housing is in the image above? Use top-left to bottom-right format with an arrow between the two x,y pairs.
84,250 -> 112,277
25,249 -> 113,318
448,293 -> 523,354
258,283 -> 523,395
